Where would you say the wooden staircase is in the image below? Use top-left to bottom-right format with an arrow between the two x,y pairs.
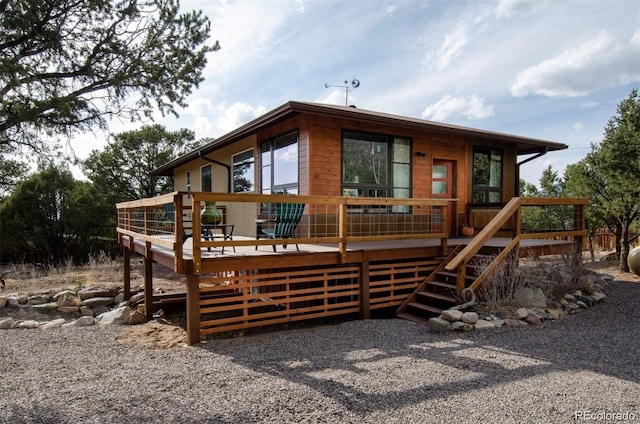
397,245 -> 501,323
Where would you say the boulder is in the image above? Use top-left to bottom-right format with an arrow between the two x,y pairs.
514,287 -> 547,308
441,309 -> 463,322
91,305 -> 109,316
590,292 -> 607,302
428,317 -> 452,332
96,306 -> 132,325
461,312 -> 479,324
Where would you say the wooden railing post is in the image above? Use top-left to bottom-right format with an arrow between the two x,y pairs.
186,273 -> 200,345
192,198 -> 202,274
174,194 -> 184,273
339,201 -> 348,263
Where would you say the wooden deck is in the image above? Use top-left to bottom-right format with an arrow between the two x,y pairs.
117,193 -> 587,345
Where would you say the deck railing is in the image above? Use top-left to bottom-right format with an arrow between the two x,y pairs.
447,197 -> 588,300
116,192 -> 454,273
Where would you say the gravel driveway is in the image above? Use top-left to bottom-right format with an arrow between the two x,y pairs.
1,278 -> 639,423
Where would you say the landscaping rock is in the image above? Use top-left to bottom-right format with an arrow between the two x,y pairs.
0,296 -> 8,308
577,296 -> 595,307
428,317 -> 452,332
96,306 -> 132,325
0,317 -> 15,329
17,295 -> 28,304
515,307 -> 529,319
40,318 -> 66,329
546,308 -> 561,320
53,290 -> 77,301
451,321 -> 473,331
441,309 -> 463,322
523,313 -> 542,326
576,300 -> 589,309
504,319 -> 523,327
566,302 -> 580,311
63,316 -> 95,328
33,302 -> 59,312
57,306 -> 79,314
130,292 -> 145,304
78,286 -> 116,300
27,294 -> 51,305
81,297 -> 114,308
80,306 -> 94,316
563,293 -> 576,301
474,320 -> 495,330
18,320 -> 40,329
6,297 -> 20,308
590,292 -> 607,302
128,310 -> 147,325
461,312 -> 479,324
91,305 -> 109,316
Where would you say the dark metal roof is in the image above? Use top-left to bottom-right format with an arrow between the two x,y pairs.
152,100 -> 568,176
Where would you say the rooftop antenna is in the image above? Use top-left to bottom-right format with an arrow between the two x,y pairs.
324,78 -> 360,106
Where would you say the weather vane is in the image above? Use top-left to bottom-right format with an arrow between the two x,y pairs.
324,78 -> 360,106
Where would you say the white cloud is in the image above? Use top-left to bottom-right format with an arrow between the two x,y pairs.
495,0 -> 544,19
510,31 -> 640,98
421,95 -> 495,121
426,23 -> 468,72
215,102 -> 266,132
573,121 -> 584,132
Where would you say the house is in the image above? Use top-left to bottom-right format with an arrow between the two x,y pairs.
117,101 -> 585,345
152,101 -> 567,236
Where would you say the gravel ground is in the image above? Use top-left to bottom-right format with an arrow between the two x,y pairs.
1,278 -> 639,424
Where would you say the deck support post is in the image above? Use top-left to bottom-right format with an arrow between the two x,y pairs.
186,273 -> 200,345
123,245 -> 131,300
143,253 -> 154,321
360,260 -> 370,319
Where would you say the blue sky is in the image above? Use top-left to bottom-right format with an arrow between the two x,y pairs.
73,0 -> 640,186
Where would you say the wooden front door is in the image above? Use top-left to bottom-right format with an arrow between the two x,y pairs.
431,159 -> 455,234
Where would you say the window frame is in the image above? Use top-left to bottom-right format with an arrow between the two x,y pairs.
232,148 -> 255,193
260,131 -> 299,195
341,130 -> 412,208
201,164 -> 212,192
471,146 -> 503,203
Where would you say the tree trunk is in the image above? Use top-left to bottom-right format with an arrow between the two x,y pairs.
619,216 -> 630,272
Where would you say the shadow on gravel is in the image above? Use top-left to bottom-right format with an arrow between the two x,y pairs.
195,279 -> 640,414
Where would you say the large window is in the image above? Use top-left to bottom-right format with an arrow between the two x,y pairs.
261,132 -> 298,194
472,147 -> 503,203
342,130 -> 411,201
201,164 -> 212,192
233,149 -> 255,193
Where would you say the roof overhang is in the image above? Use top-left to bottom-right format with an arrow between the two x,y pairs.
152,101 -> 568,176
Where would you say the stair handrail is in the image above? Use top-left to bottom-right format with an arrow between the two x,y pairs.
445,197 -> 522,271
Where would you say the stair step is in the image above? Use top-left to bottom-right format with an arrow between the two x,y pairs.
418,291 -> 458,304
426,280 -> 457,290
407,302 -> 443,316
437,271 -> 476,281
397,312 -> 431,325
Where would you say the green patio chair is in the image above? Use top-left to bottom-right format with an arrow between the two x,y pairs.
256,202 -> 305,252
